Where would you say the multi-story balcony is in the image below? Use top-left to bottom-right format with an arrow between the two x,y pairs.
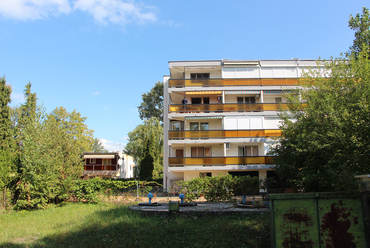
168,78 -> 299,87
169,156 -> 275,166
168,129 -> 281,139
169,103 -> 288,113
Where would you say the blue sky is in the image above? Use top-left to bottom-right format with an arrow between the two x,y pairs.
0,0 -> 368,151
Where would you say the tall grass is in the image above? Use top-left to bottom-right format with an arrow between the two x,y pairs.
0,202 -> 270,247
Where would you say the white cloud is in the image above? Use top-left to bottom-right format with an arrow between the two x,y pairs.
73,0 -> 157,25
10,91 -> 25,106
93,90 -> 100,95
0,0 -> 158,25
0,0 -> 71,20
103,105 -> 111,111
100,138 -> 122,152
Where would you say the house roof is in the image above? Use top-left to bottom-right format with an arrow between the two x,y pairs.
84,154 -> 115,159
83,152 -> 120,159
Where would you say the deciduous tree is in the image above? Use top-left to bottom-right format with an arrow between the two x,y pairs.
124,117 -> 163,179
137,81 -> 163,122
349,7 -> 370,58
271,48 -> 370,192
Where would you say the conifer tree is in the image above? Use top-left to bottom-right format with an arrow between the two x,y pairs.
139,136 -> 154,181
0,77 -> 13,151
0,77 -> 16,207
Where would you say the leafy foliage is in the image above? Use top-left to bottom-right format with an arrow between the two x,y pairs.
73,178 -> 162,203
124,117 -> 163,179
181,174 -> 261,202
48,106 -> 94,153
349,7 -> 370,58
137,81 -> 163,122
12,86 -> 96,210
91,138 -> 108,153
139,136 -> 154,180
271,48 -> 370,192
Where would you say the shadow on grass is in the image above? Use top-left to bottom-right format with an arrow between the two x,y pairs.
1,204 -> 270,248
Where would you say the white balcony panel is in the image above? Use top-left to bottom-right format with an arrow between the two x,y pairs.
222,67 -> 236,78
250,117 -> 263,129
235,68 -> 248,78
237,117 -> 250,129
224,116 -> 263,130
261,67 -> 273,78
247,68 -> 260,78
264,117 -> 282,129
286,67 -> 298,77
224,117 -> 237,129
273,67 -> 286,78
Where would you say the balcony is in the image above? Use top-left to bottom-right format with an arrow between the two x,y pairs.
168,78 -> 299,87
83,164 -> 119,177
169,129 -> 281,139
169,156 -> 275,166
169,103 -> 288,113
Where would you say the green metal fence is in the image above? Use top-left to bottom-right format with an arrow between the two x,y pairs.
269,192 -> 368,248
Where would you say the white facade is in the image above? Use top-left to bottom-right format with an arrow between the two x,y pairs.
120,153 -> 135,179
163,59 -> 319,192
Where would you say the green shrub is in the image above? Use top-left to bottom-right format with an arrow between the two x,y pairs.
74,178 -> 163,203
181,174 -> 262,202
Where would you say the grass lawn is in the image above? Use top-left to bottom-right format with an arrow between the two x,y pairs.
0,202 -> 270,248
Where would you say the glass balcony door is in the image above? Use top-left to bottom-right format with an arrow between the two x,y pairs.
238,146 -> 259,156
191,147 -> 211,157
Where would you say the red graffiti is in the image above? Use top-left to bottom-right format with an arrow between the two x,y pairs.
320,201 -> 358,248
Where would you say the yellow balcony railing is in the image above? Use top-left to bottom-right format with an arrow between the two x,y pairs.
169,156 -> 275,166
168,129 -> 281,139
168,78 -> 299,87
169,103 -> 288,113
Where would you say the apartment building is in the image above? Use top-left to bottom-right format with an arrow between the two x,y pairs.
163,59 -> 318,192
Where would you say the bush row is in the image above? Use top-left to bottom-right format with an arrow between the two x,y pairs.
180,174 -> 260,202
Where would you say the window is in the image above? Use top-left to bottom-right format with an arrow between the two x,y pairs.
171,121 -> 184,131
191,147 -> 211,157
275,97 -> 282,103
245,97 -> 256,104
191,147 -> 203,157
200,172 -> 212,177
229,171 -> 259,177
191,98 -> 202,104
191,73 -> 210,79
238,146 -> 258,156
190,122 -> 209,131
90,158 -> 96,164
191,97 -> 209,104
238,97 -> 256,103
103,159 -> 112,165
176,150 -> 184,157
